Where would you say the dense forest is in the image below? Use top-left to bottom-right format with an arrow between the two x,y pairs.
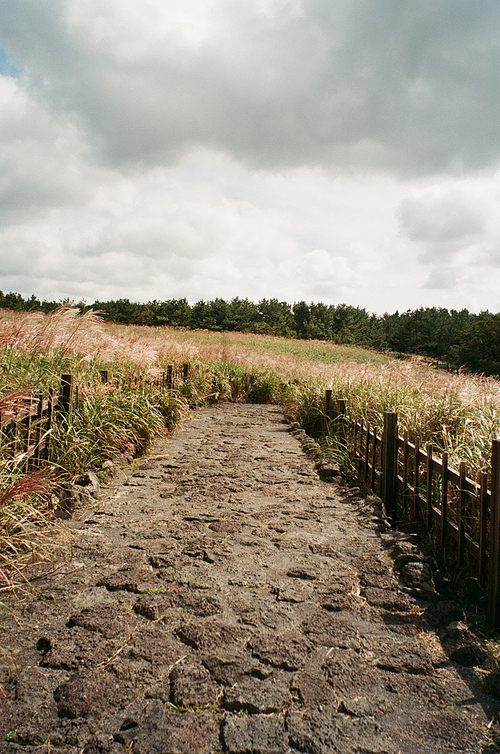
1,290 -> 499,377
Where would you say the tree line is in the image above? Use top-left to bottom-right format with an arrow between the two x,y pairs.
1,290 -> 499,377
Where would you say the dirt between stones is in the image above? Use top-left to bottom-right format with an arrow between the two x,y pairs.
1,403 -> 500,754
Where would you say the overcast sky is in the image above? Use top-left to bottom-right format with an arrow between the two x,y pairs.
1,0 -> 500,315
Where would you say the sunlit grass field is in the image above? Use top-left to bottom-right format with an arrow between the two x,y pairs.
117,322 -> 500,476
1,305 -> 500,584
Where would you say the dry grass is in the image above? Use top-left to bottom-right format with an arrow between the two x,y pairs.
0,469 -> 68,592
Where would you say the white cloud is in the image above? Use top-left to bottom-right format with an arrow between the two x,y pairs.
398,185 -> 485,247
397,177 -> 500,268
3,1 -> 500,174
0,1 -> 500,314
0,76 -> 96,224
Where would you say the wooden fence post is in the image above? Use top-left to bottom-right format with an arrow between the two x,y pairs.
371,428 -> 379,492
479,472 -> 488,588
24,396 -> 34,471
440,451 -> 449,549
426,444 -> 434,532
59,374 -> 74,415
44,388 -> 55,461
336,399 -> 347,440
363,422 -> 370,484
34,392 -> 44,468
324,390 -> 333,432
413,436 -> 420,520
402,431 -> 409,513
357,418 -> 364,473
458,462 -> 467,565
487,439 -> 500,630
324,390 -> 332,419
183,363 -> 190,381
381,412 -> 398,517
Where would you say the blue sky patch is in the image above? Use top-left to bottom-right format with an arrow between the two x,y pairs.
0,48 -> 21,77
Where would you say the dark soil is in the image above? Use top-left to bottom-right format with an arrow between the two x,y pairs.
1,403 -> 499,753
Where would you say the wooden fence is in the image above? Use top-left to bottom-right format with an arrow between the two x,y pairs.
325,390 -> 500,629
0,365 -> 191,472
0,374 -> 74,471
115,363 -> 191,391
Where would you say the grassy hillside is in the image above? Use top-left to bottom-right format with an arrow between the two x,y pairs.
142,325 -> 500,475
1,306 -> 499,585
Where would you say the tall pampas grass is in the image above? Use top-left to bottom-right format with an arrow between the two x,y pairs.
0,469 -> 64,591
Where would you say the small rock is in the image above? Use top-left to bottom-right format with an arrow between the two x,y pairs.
391,540 -> 424,566
275,581 -> 314,603
340,694 -> 392,717
38,626 -> 115,670
286,566 -> 319,581
317,461 -> 340,478
302,611 -> 361,650
102,460 -> 118,476
133,593 -> 175,620
363,587 -> 411,612
249,633 -> 312,671
291,667 -> 338,706
443,620 -> 468,640
115,701 -> 219,753
375,640 -> 434,675
287,708 -> 397,754
75,471 -> 100,494
203,649 -> 271,685
401,562 -> 435,592
424,601 -> 466,629
53,483 -> 93,518
82,733 -> 124,753
369,516 -> 390,532
67,605 -> 134,638
176,618 -> 247,651
54,670 -> 122,718
449,644 -> 489,667
97,568 -> 160,594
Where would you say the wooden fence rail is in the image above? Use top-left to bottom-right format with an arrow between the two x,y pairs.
325,391 -> 500,629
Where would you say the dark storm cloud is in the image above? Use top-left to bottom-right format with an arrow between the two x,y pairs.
2,0 -> 499,176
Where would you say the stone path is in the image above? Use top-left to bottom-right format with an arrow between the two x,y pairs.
1,403 -> 499,753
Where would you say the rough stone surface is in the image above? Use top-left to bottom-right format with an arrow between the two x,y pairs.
54,669 -> 125,718
114,701 -> 219,754
223,673 -> 290,713
170,661 -> 221,707
1,403 -> 499,753
287,708 -> 397,754
223,714 -> 287,754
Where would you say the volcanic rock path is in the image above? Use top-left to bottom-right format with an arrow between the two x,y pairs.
1,403 -> 499,753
